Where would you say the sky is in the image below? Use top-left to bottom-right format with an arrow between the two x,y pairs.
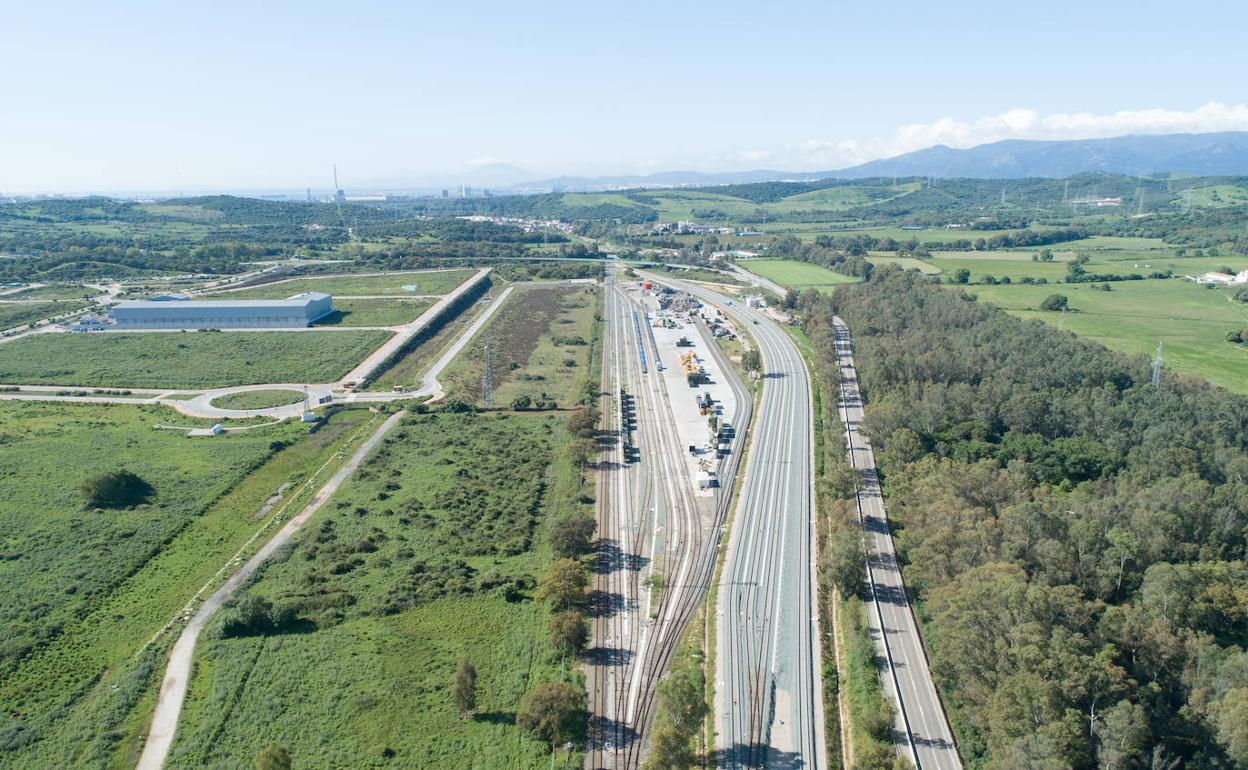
2,0 -> 1247,193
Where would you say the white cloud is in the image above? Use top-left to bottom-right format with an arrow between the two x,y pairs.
785,101 -> 1248,169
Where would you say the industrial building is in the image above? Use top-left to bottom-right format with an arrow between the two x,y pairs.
109,292 -> 334,329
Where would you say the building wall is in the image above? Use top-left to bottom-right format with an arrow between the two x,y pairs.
111,297 -> 334,329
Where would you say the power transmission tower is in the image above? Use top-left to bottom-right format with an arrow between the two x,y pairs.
1152,343 -> 1164,389
482,341 -> 494,407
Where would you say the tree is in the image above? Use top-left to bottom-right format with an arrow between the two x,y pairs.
536,558 -> 589,610
1215,687 -> 1248,766
952,268 -> 971,284
783,288 -> 800,309
550,514 -> 597,558
566,407 -> 599,439
510,394 -> 532,410
253,743 -> 292,770
549,610 -> 589,655
516,681 -> 584,746
642,655 -> 707,770
1095,700 -> 1150,770
1039,293 -> 1068,311
825,528 -> 868,599
79,469 -> 153,509
452,657 -> 477,718
740,347 -> 762,375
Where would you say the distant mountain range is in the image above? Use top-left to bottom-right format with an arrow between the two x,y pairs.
344,132 -> 1248,197
831,132 -> 1248,180
505,132 -> 1248,192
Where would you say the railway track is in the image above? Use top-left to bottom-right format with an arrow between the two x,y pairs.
587,273 -> 751,770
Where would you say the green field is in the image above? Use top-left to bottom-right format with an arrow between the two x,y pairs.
967,279 -> 1248,394
643,264 -> 745,285
739,258 -> 860,291
167,412 -> 585,769
5,284 -> 99,300
210,389 -> 308,410
212,270 -> 477,299
0,403 -> 384,768
928,256 -> 1071,283
866,255 -> 941,274
442,284 -> 601,407
0,300 -> 91,329
312,297 -> 436,327
0,330 -> 389,388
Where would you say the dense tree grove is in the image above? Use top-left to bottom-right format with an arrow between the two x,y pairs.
800,269 -> 1248,769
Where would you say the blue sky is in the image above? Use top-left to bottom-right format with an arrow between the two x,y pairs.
2,0 -> 1246,192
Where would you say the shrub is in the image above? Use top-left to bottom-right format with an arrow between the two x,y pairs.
79,469 -> 153,509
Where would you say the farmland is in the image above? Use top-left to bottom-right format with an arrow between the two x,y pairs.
0,403 -> 377,767
739,258 -> 860,291
166,412 -> 585,769
439,283 -> 601,407
967,279 -> 1248,394
0,330 -> 389,389
312,297 -> 436,327
210,269 -> 477,299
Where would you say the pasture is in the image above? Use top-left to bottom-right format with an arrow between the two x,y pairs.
0,330 -> 389,388
739,259 -> 860,291
968,279 -> 1248,394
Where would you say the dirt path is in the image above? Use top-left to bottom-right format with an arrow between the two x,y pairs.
134,409 -> 406,770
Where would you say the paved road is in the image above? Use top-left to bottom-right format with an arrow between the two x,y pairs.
832,317 -> 961,770
643,272 -> 825,770
135,410 -> 406,770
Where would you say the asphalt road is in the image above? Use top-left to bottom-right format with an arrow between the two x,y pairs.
832,317 -> 961,770
648,273 -> 825,770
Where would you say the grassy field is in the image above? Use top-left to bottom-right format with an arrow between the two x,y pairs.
967,279 -> 1248,394
0,330 -> 389,388
0,403 -> 378,768
866,255 -> 941,274
739,259 -> 860,291
364,286 -> 504,393
210,389 -> 309,410
0,300 -> 91,329
441,284 -> 601,407
6,285 -> 99,300
928,256 -> 1071,283
167,412 -> 584,769
212,270 -> 477,299
312,297 -> 435,327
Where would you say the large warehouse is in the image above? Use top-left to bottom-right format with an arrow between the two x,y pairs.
109,292 -> 334,329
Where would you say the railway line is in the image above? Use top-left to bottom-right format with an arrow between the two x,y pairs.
587,270 -> 750,770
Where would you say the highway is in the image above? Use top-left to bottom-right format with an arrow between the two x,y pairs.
832,317 -> 961,770
588,270 -> 751,769
645,273 -> 825,770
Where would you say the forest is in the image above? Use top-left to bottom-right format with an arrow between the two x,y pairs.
800,269 -> 1248,769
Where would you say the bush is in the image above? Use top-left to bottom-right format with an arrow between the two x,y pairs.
78,469 -> 153,509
